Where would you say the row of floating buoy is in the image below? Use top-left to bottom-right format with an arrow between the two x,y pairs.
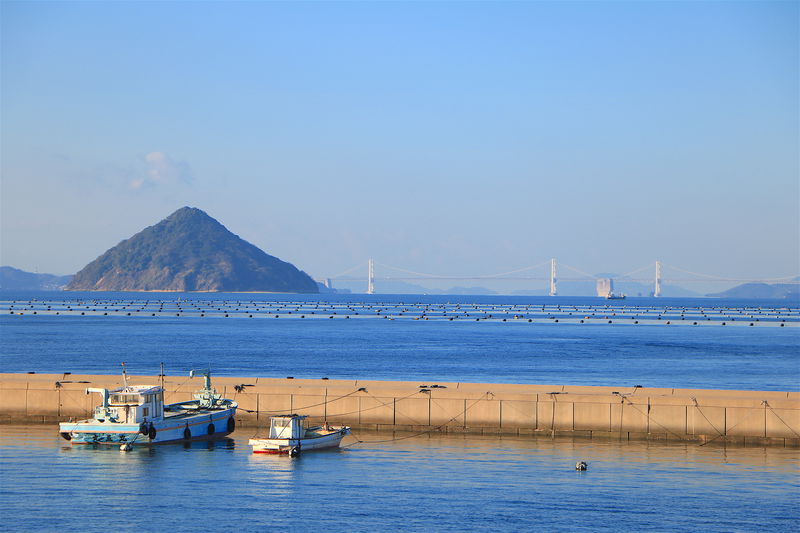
7,305 -> 796,315
6,303 -> 795,316
8,298 -> 796,311
4,298 -> 797,326
6,299 -> 797,315
6,309 -> 789,326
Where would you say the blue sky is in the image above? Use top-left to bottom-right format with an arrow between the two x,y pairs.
1,1 -> 797,291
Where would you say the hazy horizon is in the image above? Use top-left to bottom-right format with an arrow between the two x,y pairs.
2,1 -> 798,289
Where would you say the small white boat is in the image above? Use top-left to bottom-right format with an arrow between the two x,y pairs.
249,414 -> 350,455
59,368 -> 237,447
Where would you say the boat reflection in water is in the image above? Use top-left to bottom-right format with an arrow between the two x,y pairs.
1,426 -> 797,531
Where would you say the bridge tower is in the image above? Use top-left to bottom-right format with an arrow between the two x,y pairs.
367,258 -> 375,295
654,260 -> 662,297
549,258 -> 557,296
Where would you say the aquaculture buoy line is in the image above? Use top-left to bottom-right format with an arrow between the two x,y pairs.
2,298 -> 797,327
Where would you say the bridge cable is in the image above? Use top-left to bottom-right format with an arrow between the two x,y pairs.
559,262 -> 599,280
375,260 -> 554,280
662,263 -> 798,282
616,263 -> 656,279
374,262 -> 442,278
479,260 -> 554,278
330,263 -> 365,279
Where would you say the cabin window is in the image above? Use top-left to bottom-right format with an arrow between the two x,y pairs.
110,394 -> 140,405
143,407 -> 149,417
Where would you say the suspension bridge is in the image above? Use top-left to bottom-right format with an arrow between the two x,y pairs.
321,259 -> 799,295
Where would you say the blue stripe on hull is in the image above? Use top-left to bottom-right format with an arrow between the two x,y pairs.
63,408 -> 237,445
70,430 -> 235,445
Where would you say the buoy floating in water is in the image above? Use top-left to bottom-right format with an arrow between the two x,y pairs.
575,461 -> 588,471
120,443 -> 133,452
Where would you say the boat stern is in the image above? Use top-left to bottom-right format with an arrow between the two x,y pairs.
248,438 -> 294,454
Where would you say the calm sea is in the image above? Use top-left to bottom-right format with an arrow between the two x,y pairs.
1,292 -> 798,531
1,292 -> 798,390
0,425 -> 798,532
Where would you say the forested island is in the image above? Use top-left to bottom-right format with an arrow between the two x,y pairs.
65,207 -> 319,293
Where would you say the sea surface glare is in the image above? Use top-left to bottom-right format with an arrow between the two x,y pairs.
1,426 -> 798,532
0,292 -> 798,531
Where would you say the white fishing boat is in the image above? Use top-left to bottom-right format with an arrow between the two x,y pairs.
249,414 -> 350,455
59,368 -> 237,447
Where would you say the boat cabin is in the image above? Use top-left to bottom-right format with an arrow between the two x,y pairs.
89,385 -> 164,424
269,415 -> 308,439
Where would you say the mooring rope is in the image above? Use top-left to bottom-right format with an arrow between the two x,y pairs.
58,385 -> 92,413
342,392 -> 491,447
691,397 -> 725,438
238,388 -> 365,416
764,401 -> 800,439
247,390 -> 429,439
697,403 -> 768,447
618,396 -> 687,441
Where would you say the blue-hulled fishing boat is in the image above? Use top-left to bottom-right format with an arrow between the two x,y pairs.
59,368 -> 237,447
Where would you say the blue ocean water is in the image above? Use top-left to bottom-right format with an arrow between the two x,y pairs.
1,292 -> 798,390
1,292 -> 799,531
0,425 -> 798,532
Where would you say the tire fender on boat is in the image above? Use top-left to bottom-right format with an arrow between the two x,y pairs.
207,423 -> 215,435
148,425 -> 157,440
59,432 -> 72,441
227,417 -> 235,433
183,426 -> 191,440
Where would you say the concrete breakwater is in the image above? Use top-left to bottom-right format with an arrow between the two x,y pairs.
1,373 -> 798,447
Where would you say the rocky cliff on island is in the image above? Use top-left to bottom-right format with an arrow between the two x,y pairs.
67,207 -> 319,293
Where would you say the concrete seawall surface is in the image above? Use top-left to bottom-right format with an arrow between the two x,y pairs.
2,373 -> 798,447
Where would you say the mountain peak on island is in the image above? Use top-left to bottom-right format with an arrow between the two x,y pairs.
167,205 -> 212,220
162,206 -> 226,227
67,207 -> 319,293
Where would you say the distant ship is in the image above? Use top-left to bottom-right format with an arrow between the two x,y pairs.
597,278 -> 625,299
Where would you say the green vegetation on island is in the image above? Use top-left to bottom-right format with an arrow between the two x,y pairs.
66,207 -> 319,293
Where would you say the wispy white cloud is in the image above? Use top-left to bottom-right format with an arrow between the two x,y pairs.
130,152 -> 193,190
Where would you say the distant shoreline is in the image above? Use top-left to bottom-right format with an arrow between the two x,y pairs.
62,289 -> 295,294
